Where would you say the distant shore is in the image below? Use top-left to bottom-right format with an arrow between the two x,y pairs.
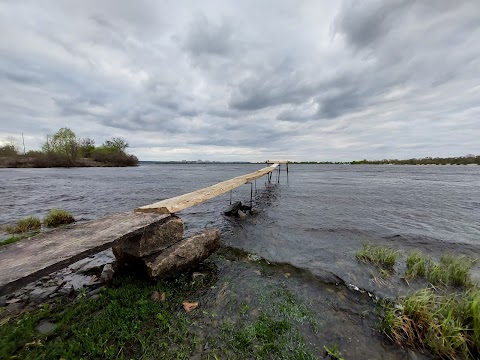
0,156 -> 138,168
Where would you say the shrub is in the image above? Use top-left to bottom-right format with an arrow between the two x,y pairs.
356,242 -> 399,270
43,209 -> 75,228
91,146 -> 138,166
5,216 -> 41,234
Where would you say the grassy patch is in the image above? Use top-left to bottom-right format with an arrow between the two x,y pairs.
406,251 -> 474,287
0,232 -> 40,247
4,216 -> 41,234
356,242 -> 399,270
381,287 -> 480,359
43,209 -> 75,228
0,274 -> 204,359
216,286 -> 317,359
0,272 -> 318,359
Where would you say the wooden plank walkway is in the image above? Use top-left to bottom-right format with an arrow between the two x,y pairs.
0,212 -> 170,295
135,163 -> 279,214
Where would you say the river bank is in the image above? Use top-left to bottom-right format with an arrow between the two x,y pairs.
0,156 -> 138,168
0,245 -> 430,359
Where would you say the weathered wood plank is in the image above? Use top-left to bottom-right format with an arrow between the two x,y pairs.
135,164 -> 279,214
0,212 -> 170,295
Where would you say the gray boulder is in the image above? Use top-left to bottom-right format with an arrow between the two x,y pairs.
113,216 -> 184,261
224,201 -> 242,216
143,229 -> 220,278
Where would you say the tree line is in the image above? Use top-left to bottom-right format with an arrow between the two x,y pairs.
351,155 -> 480,165
0,128 -> 138,167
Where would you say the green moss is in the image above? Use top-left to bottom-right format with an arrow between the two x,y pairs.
43,209 -> 75,228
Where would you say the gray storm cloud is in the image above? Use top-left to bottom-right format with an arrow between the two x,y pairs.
0,0 -> 479,161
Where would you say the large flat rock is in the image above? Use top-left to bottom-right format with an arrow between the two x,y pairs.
0,212 -> 170,295
144,228 -> 220,278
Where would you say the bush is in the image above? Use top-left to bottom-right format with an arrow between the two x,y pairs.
5,216 -> 41,234
91,147 -> 138,166
43,209 -> 75,227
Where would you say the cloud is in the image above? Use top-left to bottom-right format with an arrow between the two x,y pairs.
0,0 -> 479,161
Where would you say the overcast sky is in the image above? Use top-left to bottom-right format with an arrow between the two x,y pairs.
0,0 -> 479,161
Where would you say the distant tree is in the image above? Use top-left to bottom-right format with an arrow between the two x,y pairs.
78,137 -> 95,158
103,137 -> 129,153
42,127 -> 78,162
0,136 -> 20,156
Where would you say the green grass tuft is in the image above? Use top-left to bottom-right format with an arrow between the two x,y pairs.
406,251 -> 474,287
381,287 -> 480,359
5,216 -> 41,234
356,242 -> 399,270
43,209 -> 75,228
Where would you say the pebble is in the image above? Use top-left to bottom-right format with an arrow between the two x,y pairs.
36,320 -> 57,335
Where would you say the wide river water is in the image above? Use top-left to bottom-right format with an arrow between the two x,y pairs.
1,164 -> 479,295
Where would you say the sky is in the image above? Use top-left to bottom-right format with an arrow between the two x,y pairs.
0,0 -> 479,162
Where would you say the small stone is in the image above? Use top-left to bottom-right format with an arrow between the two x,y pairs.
88,287 -> 104,297
6,302 -> 23,313
0,295 -> 6,307
57,285 -> 74,296
36,320 -> 57,335
283,272 -> 291,278
100,264 -> 115,283
224,201 -> 242,216
5,298 -> 22,304
238,210 -> 247,218
90,294 -> 100,300
29,286 -> 58,302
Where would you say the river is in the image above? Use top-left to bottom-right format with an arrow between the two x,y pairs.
1,163 -> 479,296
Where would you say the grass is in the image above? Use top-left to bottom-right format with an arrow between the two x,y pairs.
0,231 -> 40,247
0,273 -> 318,359
324,344 -> 344,360
381,287 -> 480,359
219,286 -> 317,359
43,209 -> 75,228
0,274 -> 202,359
4,216 -> 41,234
406,251 -> 474,287
356,242 -> 400,270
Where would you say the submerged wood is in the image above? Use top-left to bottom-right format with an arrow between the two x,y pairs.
0,212 -> 170,295
135,164 -> 279,214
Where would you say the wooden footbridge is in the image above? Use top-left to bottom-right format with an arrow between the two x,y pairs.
0,162 -> 289,295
